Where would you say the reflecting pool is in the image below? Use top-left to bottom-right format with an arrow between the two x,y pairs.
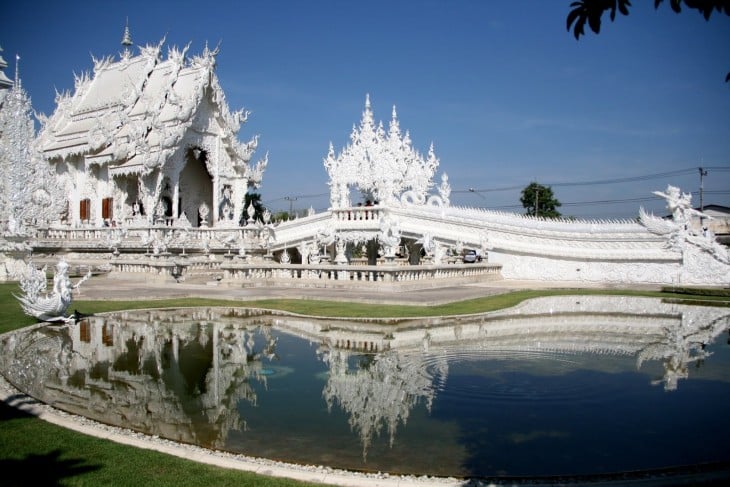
1,296 -> 730,479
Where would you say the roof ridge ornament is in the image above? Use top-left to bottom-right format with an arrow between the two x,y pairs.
0,45 -> 13,89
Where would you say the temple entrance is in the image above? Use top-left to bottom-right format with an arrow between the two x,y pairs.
179,148 -> 213,227
160,196 -> 173,218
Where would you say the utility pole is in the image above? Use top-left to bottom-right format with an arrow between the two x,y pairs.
284,196 -> 298,217
534,184 -> 539,217
698,167 -> 708,212
699,167 -> 708,226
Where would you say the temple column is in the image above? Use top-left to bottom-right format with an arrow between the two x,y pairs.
212,135 -> 221,224
94,197 -> 104,226
172,177 -> 180,220
212,176 -> 219,223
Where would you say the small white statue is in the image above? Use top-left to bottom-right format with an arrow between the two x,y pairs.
15,259 -> 92,322
246,202 -> 256,224
155,200 -> 167,220
198,202 -> 210,227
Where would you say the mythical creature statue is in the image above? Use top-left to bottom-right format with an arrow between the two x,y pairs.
640,185 -> 728,265
15,259 -> 92,322
652,185 -> 707,229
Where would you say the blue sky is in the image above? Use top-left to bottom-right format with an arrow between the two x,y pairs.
3,0 -> 729,217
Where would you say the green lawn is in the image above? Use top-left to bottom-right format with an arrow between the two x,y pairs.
0,402 -> 318,487
1,281 -> 728,485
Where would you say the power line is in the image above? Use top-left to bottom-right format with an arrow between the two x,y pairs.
469,189 -> 730,211
453,185 -> 523,194
549,168 -> 697,187
261,167 -> 729,212
455,166 -> 729,194
560,197 -> 656,207
263,192 -> 328,206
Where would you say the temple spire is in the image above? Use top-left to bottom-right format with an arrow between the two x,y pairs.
121,18 -> 133,59
14,53 -> 20,89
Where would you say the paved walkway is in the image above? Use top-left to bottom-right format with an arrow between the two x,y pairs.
76,273 -> 661,306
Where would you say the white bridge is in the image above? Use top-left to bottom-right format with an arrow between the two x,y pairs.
28,190 -> 730,288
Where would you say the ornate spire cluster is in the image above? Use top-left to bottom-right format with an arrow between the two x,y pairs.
0,70 -> 65,233
324,95 -> 443,208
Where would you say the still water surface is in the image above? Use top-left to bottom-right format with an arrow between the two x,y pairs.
1,296 -> 729,478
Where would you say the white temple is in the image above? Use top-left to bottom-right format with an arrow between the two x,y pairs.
37,30 -> 266,228
1,30 -> 729,287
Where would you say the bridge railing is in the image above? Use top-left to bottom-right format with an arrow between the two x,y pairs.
331,206 -> 383,222
108,258 -> 502,286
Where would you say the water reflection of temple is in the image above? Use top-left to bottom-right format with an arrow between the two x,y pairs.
1,297 -> 728,458
1,308 -> 277,448
307,297 -> 730,454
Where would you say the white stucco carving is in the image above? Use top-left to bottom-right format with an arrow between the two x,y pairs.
0,77 -> 65,232
15,259 -> 91,322
324,95 -> 446,208
639,185 -> 729,267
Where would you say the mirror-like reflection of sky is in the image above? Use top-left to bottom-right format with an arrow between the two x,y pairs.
1,297 -> 730,478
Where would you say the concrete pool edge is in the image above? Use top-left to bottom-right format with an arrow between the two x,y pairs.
0,374 -> 462,487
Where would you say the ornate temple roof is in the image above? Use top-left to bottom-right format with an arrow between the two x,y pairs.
37,34 -> 260,181
324,95 -> 442,207
0,46 -> 12,90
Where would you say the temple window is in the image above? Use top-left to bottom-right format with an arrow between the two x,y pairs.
79,198 -> 91,222
102,197 -> 113,221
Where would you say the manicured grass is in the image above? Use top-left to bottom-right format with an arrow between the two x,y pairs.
62,288 -> 728,326
0,280 -> 728,485
0,402 -> 317,487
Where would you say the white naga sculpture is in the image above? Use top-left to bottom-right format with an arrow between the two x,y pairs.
15,259 -> 91,322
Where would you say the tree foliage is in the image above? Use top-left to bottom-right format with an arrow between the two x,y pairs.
520,182 -> 562,218
567,0 -> 730,81
240,192 -> 267,225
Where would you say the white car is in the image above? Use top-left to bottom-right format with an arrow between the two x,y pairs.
463,250 -> 482,263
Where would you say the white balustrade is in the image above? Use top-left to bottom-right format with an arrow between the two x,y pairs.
108,258 -> 501,286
